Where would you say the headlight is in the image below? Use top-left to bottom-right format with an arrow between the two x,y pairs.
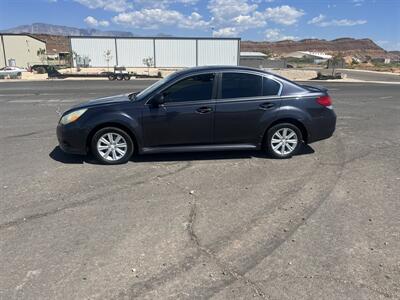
60,108 -> 87,125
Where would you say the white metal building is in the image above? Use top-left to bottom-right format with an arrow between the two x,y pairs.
0,34 -> 46,68
70,37 -> 240,68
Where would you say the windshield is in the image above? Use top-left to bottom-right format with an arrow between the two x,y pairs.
136,73 -> 174,100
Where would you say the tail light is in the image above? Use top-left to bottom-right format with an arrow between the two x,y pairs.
316,95 -> 332,107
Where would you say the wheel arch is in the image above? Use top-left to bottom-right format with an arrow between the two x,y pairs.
262,118 -> 309,147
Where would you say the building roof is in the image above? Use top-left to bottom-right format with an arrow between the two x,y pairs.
284,51 -> 332,59
0,33 -> 46,44
240,52 -> 268,57
68,35 -> 241,40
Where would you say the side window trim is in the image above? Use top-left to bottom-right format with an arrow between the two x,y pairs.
217,70 -> 283,101
145,72 -> 217,105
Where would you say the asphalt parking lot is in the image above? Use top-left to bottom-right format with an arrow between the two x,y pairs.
1,79 -> 399,299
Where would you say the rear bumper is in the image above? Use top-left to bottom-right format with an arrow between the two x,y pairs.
57,123 -> 88,155
306,109 -> 336,144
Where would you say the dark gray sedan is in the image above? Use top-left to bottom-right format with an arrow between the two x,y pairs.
57,66 -> 336,164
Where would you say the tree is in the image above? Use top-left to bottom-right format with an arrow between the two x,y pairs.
142,57 -> 154,76
330,52 -> 343,76
104,50 -> 113,72
72,51 -> 80,72
36,48 -> 47,65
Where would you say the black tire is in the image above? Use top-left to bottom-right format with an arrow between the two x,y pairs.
108,74 -> 116,81
265,123 -> 303,159
91,127 -> 134,165
123,74 -> 131,80
116,74 -> 123,81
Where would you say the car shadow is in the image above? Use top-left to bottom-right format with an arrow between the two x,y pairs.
49,144 -> 315,164
132,144 -> 315,162
49,146 -> 97,164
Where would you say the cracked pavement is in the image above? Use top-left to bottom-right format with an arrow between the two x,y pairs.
0,80 -> 399,299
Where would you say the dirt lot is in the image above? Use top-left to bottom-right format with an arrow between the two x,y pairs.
0,80 -> 399,299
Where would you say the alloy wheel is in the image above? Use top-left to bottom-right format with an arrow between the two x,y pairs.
96,132 -> 128,161
271,128 -> 298,156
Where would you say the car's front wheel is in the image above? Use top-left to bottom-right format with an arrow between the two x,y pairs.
266,123 -> 302,159
91,127 -> 134,164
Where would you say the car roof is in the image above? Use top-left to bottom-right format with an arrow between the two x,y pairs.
175,65 -> 272,75
171,65 -> 295,84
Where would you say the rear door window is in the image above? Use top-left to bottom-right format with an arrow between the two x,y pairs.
221,73 -> 262,99
263,77 -> 281,96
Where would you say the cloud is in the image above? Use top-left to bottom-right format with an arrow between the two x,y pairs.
75,0 -> 198,12
265,28 -> 298,41
133,0 -> 198,8
207,0 -> 304,36
352,0 -> 364,6
208,0 -> 258,26
74,0 -> 132,13
308,14 -> 367,26
212,27 -> 239,37
308,14 -> 325,24
77,0 -> 305,36
84,16 -> 110,27
113,9 -> 209,30
264,5 -> 305,25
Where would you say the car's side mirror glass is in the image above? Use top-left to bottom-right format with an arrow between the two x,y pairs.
151,94 -> 165,107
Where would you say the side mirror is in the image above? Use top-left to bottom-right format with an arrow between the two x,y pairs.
150,94 -> 165,107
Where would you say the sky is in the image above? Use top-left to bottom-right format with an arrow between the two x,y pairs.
0,0 -> 399,50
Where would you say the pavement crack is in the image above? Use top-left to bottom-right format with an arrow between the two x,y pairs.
186,194 -> 268,299
4,129 -> 52,139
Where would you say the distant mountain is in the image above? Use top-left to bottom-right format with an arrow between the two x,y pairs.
241,38 -> 394,59
1,22 -> 136,37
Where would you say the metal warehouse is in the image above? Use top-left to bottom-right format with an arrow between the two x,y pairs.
70,37 -> 240,68
0,34 -> 46,68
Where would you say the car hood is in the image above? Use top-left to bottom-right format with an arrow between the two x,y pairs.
70,93 -> 131,110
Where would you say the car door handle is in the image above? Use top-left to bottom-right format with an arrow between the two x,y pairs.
196,106 -> 213,114
259,102 -> 275,110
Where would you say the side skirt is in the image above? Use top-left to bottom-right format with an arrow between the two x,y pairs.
140,144 -> 259,154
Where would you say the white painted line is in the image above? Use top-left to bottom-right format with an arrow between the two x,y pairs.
0,94 -> 33,97
8,100 -> 44,103
6,99 -> 78,104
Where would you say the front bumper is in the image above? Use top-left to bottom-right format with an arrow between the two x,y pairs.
57,122 -> 88,155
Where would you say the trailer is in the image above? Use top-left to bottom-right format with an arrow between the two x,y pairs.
48,66 -> 133,80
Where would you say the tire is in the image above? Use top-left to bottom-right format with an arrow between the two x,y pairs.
123,74 -> 131,80
108,74 -> 116,81
265,123 -> 302,159
91,127 -> 134,165
116,74 -> 123,81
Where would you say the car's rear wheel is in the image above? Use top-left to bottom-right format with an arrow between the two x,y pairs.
123,74 -> 130,80
91,127 -> 134,164
108,74 -> 116,81
116,74 -> 123,81
266,123 -> 302,159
